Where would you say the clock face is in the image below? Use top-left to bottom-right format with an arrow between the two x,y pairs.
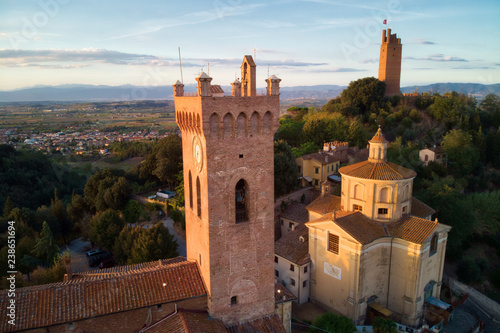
192,136 -> 203,172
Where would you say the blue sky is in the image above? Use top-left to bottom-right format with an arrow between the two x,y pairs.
1,0 -> 499,90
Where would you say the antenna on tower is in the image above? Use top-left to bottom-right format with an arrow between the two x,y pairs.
178,47 -> 184,84
267,64 -> 270,79
208,62 -> 210,75
253,48 -> 256,60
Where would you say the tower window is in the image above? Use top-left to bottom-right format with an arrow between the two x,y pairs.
189,171 -> 193,209
275,269 -> 279,277
196,177 -> 201,218
231,296 -> 238,306
235,179 -> 248,223
290,264 -> 295,272
328,233 -> 339,255
303,280 -> 307,288
430,234 -> 438,256
275,256 -> 278,263
290,278 -> 296,286
315,167 -> 319,174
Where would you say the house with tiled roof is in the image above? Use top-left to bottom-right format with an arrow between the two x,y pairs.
279,202 -> 309,236
305,127 -> 451,328
274,224 -> 311,305
296,145 -> 342,189
419,146 -> 447,167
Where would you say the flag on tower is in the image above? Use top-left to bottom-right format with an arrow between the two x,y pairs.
383,19 -> 387,25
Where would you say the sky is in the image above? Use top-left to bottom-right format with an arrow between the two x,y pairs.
0,0 -> 499,91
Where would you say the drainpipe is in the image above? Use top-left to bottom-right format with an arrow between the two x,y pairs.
386,237 -> 394,308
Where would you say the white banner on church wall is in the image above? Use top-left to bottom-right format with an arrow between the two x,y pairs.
324,262 -> 341,280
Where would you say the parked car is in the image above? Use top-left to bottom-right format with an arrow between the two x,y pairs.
86,249 -> 103,257
99,259 -> 115,269
88,252 -> 111,267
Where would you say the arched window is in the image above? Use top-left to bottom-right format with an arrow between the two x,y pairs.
425,154 -> 429,161
235,179 -> 248,223
196,176 -> 201,218
380,187 -> 389,203
237,112 -> 247,138
430,233 -> 438,256
223,113 -> 234,139
250,111 -> 260,135
353,184 -> 363,200
209,113 -> 220,139
189,171 -> 193,209
404,184 -> 410,201
262,111 -> 272,134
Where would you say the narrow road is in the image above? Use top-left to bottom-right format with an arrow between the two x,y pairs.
162,217 -> 186,257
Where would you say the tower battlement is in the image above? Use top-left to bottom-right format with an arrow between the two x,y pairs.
381,28 -> 401,45
173,56 -> 281,141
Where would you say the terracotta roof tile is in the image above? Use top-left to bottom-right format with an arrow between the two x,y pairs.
275,224 -> 310,265
300,152 -> 340,165
141,309 -> 227,333
211,85 -> 224,94
307,212 -> 439,245
333,212 -> 388,244
226,314 -> 286,333
411,197 -> 436,219
281,202 -> 309,224
0,259 -> 206,332
274,280 -> 296,304
306,194 -> 341,216
339,161 -> 416,180
387,216 -> 438,244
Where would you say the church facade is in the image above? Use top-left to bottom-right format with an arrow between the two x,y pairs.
306,127 -> 451,326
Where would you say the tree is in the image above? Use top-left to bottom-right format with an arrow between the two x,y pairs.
308,312 -> 356,333
292,142 -> 320,158
67,192 -> 88,223
274,141 -> 299,196
442,129 -> 480,177
372,317 -> 397,333
51,188 -> 72,242
122,200 -> 143,223
90,209 -> 124,250
339,77 -> 386,118
84,169 -> 131,212
114,223 -> 178,264
3,196 -> 14,217
147,135 -> 183,187
31,221 -> 60,267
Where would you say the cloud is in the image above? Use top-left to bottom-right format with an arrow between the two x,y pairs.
309,67 -> 365,73
405,54 -> 468,62
412,38 -> 436,45
106,3 -> 267,40
0,48 -> 178,67
452,66 -> 495,70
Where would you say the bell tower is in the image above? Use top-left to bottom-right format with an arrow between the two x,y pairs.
173,56 -> 280,326
378,29 -> 402,96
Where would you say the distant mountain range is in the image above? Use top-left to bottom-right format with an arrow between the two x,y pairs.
0,83 -> 498,103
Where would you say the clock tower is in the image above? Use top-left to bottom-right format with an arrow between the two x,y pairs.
173,56 -> 281,325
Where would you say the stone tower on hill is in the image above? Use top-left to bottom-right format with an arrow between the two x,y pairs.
378,29 -> 402,96
173,56 -> 281,326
